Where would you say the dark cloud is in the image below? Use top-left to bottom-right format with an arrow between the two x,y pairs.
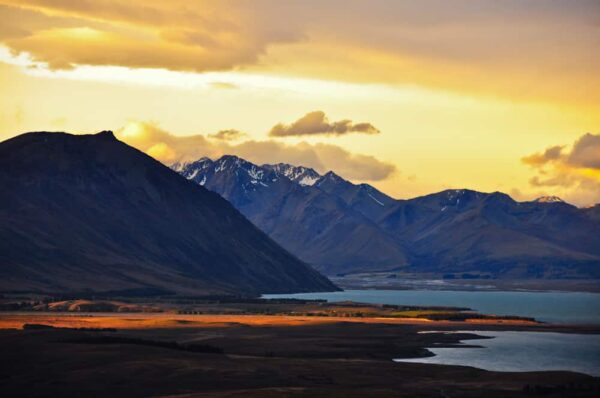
269,111 -> 380,137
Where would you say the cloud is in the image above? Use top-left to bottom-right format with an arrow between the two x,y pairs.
2,1 -> 594,105
521,145 -> 564,167
269,111 -> 380,137
210,82 -> 238,90
208,129 -> 246,141
0,0 -> 302,72
521,133 -> 600,206
116,121 -> 395,181
117,121 -> 213,163
568,133 -> 600,170
306,143 -> 394,181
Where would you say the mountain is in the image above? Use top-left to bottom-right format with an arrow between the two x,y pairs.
263,163 -> 321,186
315,171 -> 396,220
377,189 -> 600,278
177,156 -> 408,275
177,156 -> 600,279
583,204 -> 600,222
533,196 -> 564,204
0,131 -> 337,296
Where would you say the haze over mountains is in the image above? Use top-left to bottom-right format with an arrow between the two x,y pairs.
177,156 -> 600,279
0,132 -> 337,296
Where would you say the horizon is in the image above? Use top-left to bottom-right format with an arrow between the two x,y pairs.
0,0 -> 598,207
3,128 -> 594,208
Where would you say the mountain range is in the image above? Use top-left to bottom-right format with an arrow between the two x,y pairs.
176,156 -> 600,279
174,156 -> 408,275
0,132 -> 337,296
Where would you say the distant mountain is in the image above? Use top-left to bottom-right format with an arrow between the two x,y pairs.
377,189 -> 600,278
583,204 -> 600,222
177,156 -> 408,275
263,163 -> 321,186
315,171 -> 396,221
533,196 -> 564,204
0,132 -> 337,296
177,157 -> 600,279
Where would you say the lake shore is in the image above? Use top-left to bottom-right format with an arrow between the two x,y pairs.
332,274 -> 600,293
265,289 -> 600,324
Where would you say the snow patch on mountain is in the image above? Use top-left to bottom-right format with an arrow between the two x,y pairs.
534,196 -> 564,203
265,163 -> 321,186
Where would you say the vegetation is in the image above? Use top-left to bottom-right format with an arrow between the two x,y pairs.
65,335 -> 224,354
2,295 -> 539,323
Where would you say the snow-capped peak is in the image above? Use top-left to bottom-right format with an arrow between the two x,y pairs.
533,196 -> 564,203
264,163 -> 321,186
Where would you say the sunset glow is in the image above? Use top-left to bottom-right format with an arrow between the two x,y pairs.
1,0 -> 598,205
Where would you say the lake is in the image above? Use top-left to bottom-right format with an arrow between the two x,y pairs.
395,331 -> 600,376
263,289 -> 600,324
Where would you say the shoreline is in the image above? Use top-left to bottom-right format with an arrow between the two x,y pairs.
2,312 -> 599,396
331,276 -> 600,293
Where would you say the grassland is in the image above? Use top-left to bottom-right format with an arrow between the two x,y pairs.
1,297 -> 599,397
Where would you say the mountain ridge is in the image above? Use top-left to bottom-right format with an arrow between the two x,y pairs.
176,155 -> 600,278
178,155 -> 409,275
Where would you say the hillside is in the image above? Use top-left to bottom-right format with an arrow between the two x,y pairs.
176,156 -> 408,275
0,131 -> 337,296
177,157 -> 600,278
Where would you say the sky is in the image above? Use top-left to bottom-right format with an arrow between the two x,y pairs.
0,0 -> 599,206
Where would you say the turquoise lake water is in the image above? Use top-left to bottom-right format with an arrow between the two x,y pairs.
264,290 -> 600,375
263,289 -> 600,324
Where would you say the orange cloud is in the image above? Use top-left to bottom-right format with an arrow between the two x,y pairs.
0,1 -> 597,105
521,145 -> 564,167
568,133 -> 600,170
522,133 -> 600,206
117,122 -> 396,181
0,0 -> 301,72
269,111 -> 379,137
208,129 -> 246,141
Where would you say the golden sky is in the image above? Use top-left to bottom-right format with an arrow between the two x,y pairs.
0,0 -> 599,205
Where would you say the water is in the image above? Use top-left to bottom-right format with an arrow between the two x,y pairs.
263,289 -> 600,324
395,331 -> 600,376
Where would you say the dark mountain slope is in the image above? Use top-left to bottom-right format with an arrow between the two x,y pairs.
377,190 -> 600,277
263,163 -> 321,187
176,156 -> 600,279
315,171 -> 395,221
177,156 -> 408,275
583,204 -> 600,222
0,131 -> 337,295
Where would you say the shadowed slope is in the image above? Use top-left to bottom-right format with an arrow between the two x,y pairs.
378,190 -> 600,277
177,156 -> 408,275
177,156 -> 600,278
0,131 -> 337,295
